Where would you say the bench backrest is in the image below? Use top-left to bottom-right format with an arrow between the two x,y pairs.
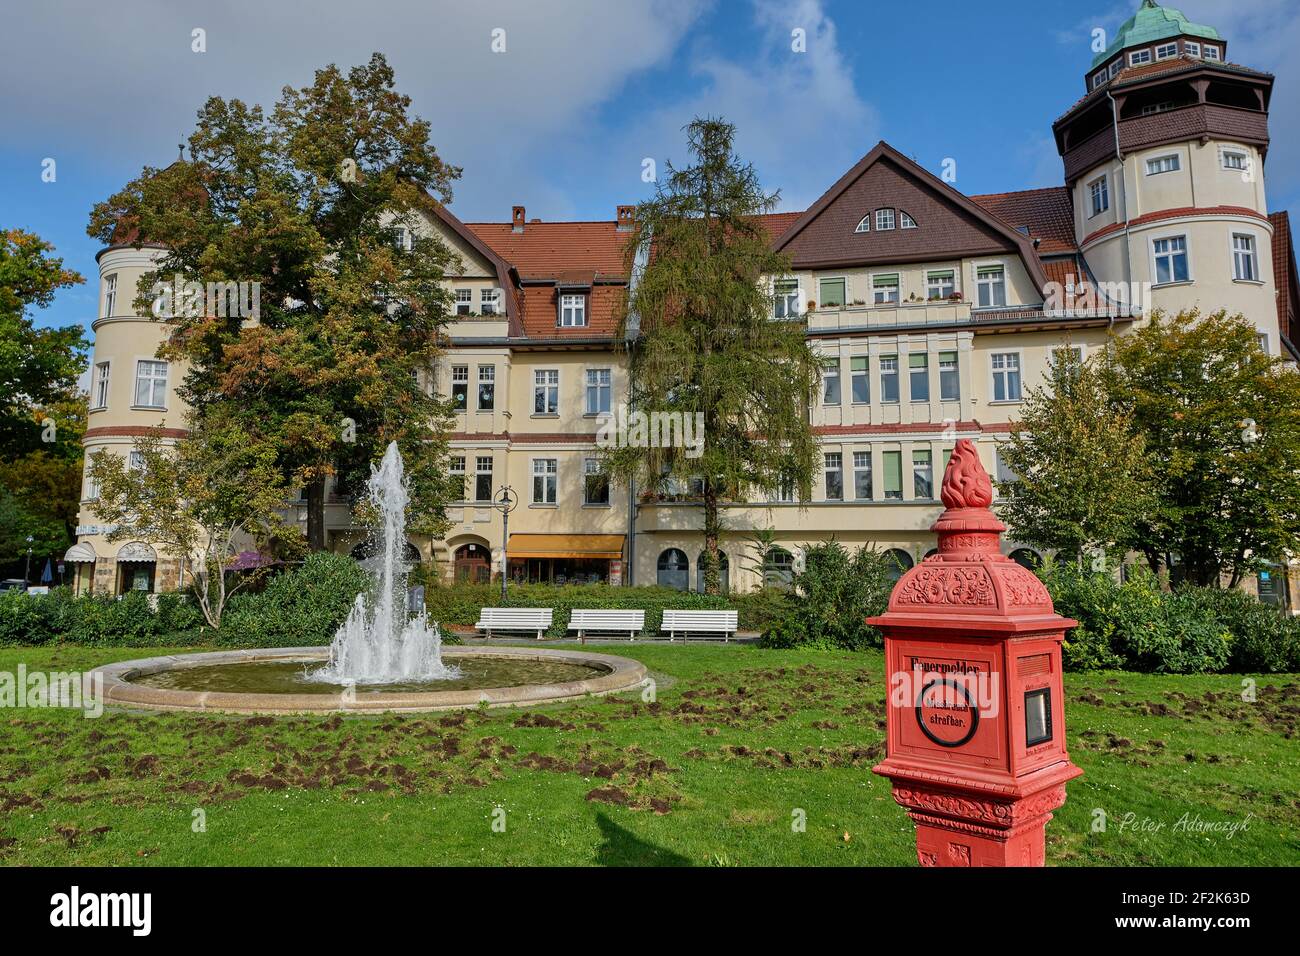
478,607 -> 553,626
662,609 -> 738,629
570,609 -> 646,628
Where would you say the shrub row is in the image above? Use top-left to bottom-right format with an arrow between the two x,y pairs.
217,552 -> 369,647
0,588 -> 206,646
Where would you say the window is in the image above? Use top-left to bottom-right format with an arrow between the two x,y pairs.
822,359 -> 841,405
585,368 -> 611,415
583,458 -> 609,505
1203,45 -> 1220,61
762,548 -> 794,588
882,451 -> 903,500
883,548 -> 914,581
451,364 -> 469,410
474,456 -> 493,502
824,452 -> 843,501
1051,345 -> 1085,376
477,365 -> 495,411
449,456 -> 466,501
1233,234 -> 1258,281
819,277 -> 846,309
102,274 -> 117,318
695,551 -> 729,593
128,450 -> 146,473
1140,101 -> 1177,116
1153,235 -> 1190,284
851,356 -> 869,403
455,288 -> 472,315
1185,41 -> 1200,57
480,288 -> 500,315
92,362 -> 110,410
880,355 -> 899,403
392,225 -> 411,251
939,351 -> 960,402
534,369 -> 559,414
1109,59 -> 1121,78
854,215 -> 870,234
1092,72 -> 1106,90
133,360 -> 168,408
1146,154 -> 1180,175
531,459 -> 557,504
558,293 -> 587,327
875,209 -> 895,231
872,273 -> 899,306
1155,42 -> 1177,60
84,468 -> 100,502
658,548 -> 689,591
991,352 -> 1022,402
899,211 -> 916,229
926,270 -> 954,300
1088,175 -> 1109,216
909,353 -> 929,402
995,447 -> 1019,486
913,449 -> 934,499
976,266 -> 1006,308
853,451 -> 872,500
1222,149 -> 1249,171
773,279 -> 800,318
1129,49 -> 1151,65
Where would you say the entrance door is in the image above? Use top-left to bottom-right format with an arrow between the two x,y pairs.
454,544 -> 490,583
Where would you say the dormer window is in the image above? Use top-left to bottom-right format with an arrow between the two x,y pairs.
1129,49 -> 1151,65
875,209 -> 895,231
559,293 -> 587,327
1155,42 -> 1177,60
1109,60 -> 1121,78
899,211 -> 917,229
854,215 -> 870,233
1092,72 -> 1106,89
480,287 -> 500,315
1203,45 -> 1220,61
1185,41 -> 1200,57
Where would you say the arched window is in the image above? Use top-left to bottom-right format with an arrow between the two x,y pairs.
763,547 -> 795,588
899,211 -> 917,229
854,215 -> 870,233
882,548 -> 914,582
453,543 -> 490,583
1009,548 -> 1041,570
695,551 -> 730,593
657,548 -> 689,591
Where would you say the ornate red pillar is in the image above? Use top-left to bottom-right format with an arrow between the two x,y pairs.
869,439 -> 1082,867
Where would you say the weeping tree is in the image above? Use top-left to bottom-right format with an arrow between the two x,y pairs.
605,118 -> 821,595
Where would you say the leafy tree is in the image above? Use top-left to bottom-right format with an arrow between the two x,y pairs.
87,53 -> 461,550
606,118 -> 821,594
1099,309 -> 1300,587
995,347 -> 1153,567
88,417 -> 291,627
0,229 -> 85,458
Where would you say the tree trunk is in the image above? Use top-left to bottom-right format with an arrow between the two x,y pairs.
701,481 -> 721,596
306,478 -> 327,552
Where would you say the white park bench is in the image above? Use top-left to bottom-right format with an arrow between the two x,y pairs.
662,609 -> 739,642
568,609 -> 646,642
475,607 -> 554,640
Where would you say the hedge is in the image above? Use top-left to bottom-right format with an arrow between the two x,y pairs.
217,552 -> 369,647
0,587 -> 206,647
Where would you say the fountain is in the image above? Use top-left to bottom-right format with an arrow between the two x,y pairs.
313,442 -> 459,685
89,444 -> 647,714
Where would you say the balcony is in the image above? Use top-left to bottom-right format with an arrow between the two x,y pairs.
807,299 -> 972,333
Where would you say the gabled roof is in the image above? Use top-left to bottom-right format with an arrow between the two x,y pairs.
467,220 -> 630,282
970,186 -> 1077,255
771,141 -> 1052,293
421,196 -> 524,336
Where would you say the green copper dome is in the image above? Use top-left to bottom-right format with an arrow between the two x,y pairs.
1092,1 -> 1222,67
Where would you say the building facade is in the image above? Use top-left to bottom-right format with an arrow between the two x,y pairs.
70,2 -> 1300,608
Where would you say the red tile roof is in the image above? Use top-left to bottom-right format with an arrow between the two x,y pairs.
466,220 -> 630,281
760,211 -> 803,243
970,186 -> 1077,254
1083,205 -> 1270,245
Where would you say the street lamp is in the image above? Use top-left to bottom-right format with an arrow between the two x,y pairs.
25,535 -> 34,585
492,485 -> 518,602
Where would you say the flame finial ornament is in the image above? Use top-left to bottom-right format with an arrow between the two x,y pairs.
940,439 -> 994,510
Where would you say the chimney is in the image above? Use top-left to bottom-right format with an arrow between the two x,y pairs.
616,205 -> 635,231
512,205 -> 525,233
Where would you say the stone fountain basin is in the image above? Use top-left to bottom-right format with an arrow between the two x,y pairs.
90,645 -> 648,715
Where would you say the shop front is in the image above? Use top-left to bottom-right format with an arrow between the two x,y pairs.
506,534 -> 625,586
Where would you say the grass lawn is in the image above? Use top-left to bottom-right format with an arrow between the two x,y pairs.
0,643 -> 1296,866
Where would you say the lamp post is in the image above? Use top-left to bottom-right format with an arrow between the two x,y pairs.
25,535 -> 34,585
492,485 -> 518,602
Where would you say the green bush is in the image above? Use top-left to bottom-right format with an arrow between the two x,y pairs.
154,591 -> 205,634
218,552 -> 369,646
0,589 -> 57,645
760,541 -> 893,650
1174,586 -> 1300,673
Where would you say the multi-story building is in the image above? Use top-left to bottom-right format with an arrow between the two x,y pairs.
68,1 -> 1300,608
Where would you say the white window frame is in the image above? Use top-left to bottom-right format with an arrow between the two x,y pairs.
392,225 -> 411,251
1145,153 -> 1181,176
474,456 -> 494,503
133,359 -> 168,409
533,368 -> 559,415
585,367 -> 612,415
477,364 -> 495,411
1185,41 -> 1201,57
773,277 -> 801,318
1232,232 -> 1259,282
1092,72 -> 1106,90
875,208 -> 895,231
102,274 -> 117,318
1088,174 -> 1109,217
450,363 -> 469,410
850,355 -> 870,404
84,467 -> 100,502
1203,45 -> 1220,61
879,354 -> 900,404
1155,42 -> 1177,60
128,450 -> 146,473
989,351 -> 1023,403
823,452 -> 843,501
938,350 -> 960,402
480,287 -> 500,315
1151,233 -> 1192,285
531,457 -> 558,505
449,456 -> 466,502
899,211 -> 917,229
455,288 -> 473,315
1129,49 -> 1152,66
583,457 -> 610,506
974,262 -> 1007,309
871,272 -> 900,306
92,361 -> 111,410
926,270 -> 955,301
852,451 -> 872,500
558,293 -> 587,327
1220,147 -> 1249,171
854,215 -> 870,234
822,358 -> 841,406
1109,59 -> 1121,78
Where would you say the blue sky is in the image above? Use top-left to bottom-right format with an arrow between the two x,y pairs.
4,0 -> 1297,342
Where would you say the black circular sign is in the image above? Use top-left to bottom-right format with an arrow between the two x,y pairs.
915,677 -> 980,748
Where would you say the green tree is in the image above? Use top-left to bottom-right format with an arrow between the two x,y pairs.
995,347 -> 1153,567
87,53 -> 461,550
1099,309 -> 1300,586
88,416 -> 291,627
0,229 -> 85,458
605,118 -> 821,594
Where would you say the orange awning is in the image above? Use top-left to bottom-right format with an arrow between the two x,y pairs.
507,534 -> 624,559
